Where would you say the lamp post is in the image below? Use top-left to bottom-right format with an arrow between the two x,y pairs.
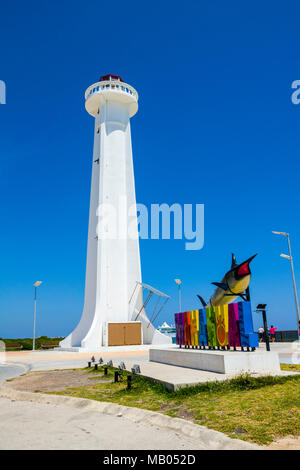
174,279 -> 182,312
272,231 -> 300,340
33,281 -> 43,351
256,304 -> 270,351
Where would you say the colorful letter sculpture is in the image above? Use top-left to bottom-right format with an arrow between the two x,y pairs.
175,312 -> 184,345
198,309 -> 208,347
190,310 -> 199,346
215,305 -> 229,347
228,303 -> 241,347
206,307 -> 219,348
175,301 -> 258,350
238,302 -> 258,348
184,311 -> 191,346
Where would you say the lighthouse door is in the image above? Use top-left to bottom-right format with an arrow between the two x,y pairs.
108,322 -> 142,346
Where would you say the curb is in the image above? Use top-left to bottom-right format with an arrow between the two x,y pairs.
6,362 -> 32,374
0,384 -> 259,450
0,362 -> 31,383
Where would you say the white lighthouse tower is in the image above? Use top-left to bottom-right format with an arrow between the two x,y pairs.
60,74 -> 170,350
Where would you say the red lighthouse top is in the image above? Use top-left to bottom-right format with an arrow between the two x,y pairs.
99,74 -> 124,82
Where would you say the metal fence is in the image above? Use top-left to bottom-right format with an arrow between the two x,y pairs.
275,330 -> 298,342
256,330 -> 298,342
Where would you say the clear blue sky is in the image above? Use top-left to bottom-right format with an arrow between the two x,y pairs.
1,1 -> 300,338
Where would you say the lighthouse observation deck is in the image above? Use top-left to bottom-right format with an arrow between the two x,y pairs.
85,74 -> 138,117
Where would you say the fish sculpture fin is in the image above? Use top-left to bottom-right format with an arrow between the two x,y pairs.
238,293 -> 248,301
231,253 -> 238,268
197,295 -> 207,307
211,282 -> 229,291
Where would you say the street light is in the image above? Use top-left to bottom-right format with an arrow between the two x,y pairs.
174,279 -> 182,312
272,231 -> 300,339
256,304 -> 270,351
33,281 -> 43,351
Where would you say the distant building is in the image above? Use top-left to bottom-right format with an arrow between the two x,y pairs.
158,322 -> 176,343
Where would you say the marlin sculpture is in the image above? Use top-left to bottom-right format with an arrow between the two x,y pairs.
197,254 -> 257,307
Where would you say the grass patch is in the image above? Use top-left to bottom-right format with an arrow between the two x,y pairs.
280,363 -> 300,372
47,366 -> 300,446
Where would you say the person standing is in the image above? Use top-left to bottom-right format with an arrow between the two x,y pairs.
258,326 -> 264,343
269,325 -> 278,342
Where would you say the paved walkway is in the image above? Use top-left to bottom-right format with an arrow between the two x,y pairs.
0,349 -> 150,383
0,388 -> 258,450
0,397 -> 203,450
1,344 -> 297,450
0,363 -> 29,384
1,343 -> 299,389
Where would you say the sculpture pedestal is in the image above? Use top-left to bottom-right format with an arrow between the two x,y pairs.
149,347 -> 281,374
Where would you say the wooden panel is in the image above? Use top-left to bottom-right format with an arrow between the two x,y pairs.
108,323 -> 125,346
108,322 -> 142,346
124,323 -> 142,345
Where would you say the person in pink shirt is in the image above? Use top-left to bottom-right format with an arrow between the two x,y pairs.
269,325 -> 278,342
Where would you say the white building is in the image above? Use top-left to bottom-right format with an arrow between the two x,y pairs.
60,74 -> 171,350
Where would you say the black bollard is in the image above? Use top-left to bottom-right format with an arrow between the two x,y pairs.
104,366 -> 108,375
256,304 -> 270,351
94,363 -> 98,371
127,375 -> 132,390
88,361 -> 91,368
114,370 -> 119,383
262,309 -> 270,352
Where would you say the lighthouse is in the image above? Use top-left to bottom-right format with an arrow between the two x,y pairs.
60,75 -> 170,350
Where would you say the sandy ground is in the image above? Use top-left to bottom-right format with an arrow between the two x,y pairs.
264,436 -> 300,450
6,369 -> 111,392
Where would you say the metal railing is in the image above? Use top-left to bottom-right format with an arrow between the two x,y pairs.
257,330 -> 298,342
85,80 -> 138,101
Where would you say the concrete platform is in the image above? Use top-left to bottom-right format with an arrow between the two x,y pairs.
125,359 -> 297,391
150,346 -> 281,374
2,347 -> 298,392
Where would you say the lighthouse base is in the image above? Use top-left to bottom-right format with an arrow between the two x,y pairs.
59,318 -> 172,351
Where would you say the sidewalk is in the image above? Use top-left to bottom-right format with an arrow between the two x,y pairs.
0,387 -> 259,450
